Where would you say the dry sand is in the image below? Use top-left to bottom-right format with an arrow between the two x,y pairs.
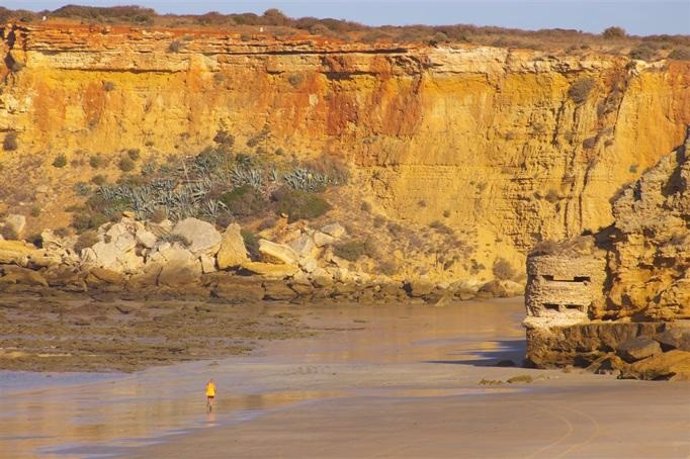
1,298 -> 689,458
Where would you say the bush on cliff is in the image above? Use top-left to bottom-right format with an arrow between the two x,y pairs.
272,187 -> 331,223
492,257 -> 517,281
567,78 -> 595,104
3,132 -> 18,151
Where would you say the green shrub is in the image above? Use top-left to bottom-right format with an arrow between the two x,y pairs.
601,26 -> 626,39
213,130 -> 235,149
74,230 -> 99,253
567,78 -> 595,104
0,226 -> 18,240
333,239 -> 370,262
118,157 -> 135,172
159,233 -> 190,247
168,40 -> 183,53
71,211 -> 109,232
492,257 -> 517,281
629,44 -> 657,61
241,229 -> 260,259
668,47 -> 690,60
150,207 -> 167,223
30,206 -> 41,217
91,174 -> 107,186
103,81 -> 116,92
272,188 -> 331,222
89,154 -> 105,168
219,185 -> 265,217
52,154 -> 67,168
287,73 -> 304,87
127,149 -> 141,161
3,132 -> 18,151
582,137 -> 598,149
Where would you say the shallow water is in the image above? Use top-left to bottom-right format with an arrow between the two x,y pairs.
0,298 -> 529,458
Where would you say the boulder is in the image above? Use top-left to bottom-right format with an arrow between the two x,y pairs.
147,219 -> 173,237
259,239 -> 299,265
0,240 -> 41,267
313,231 -> 335,248
241,261 -> 299,278
200,254 -> 217,274
3,214 -> 26,238
617,336 -> 662,363
216,223 -> 248,270
288,233 -> 316,258
135,229 -> 157,249
171,218 -> 221,256
405,279 -> 435,298
654,328 -> 690,352
623,350 -> 690,381
321,222 -> 346,239
0,266 -> 48,287
88,267 -> 126,285
83,234 -> 143,273
299,257 -> 318,273
158,259 -> 202,287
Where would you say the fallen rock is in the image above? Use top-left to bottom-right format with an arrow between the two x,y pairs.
405,279 -> 435,298
158,260 -> 202,287
622,350 -> 690,381
216,223 -> 248,270
313,231 -> 335,247
135,229 -> 157,249
299,257 -> 318,273
3,214 -> 26,238
200,254 -> 217,274
321,223 -> 346,239
171,218 -> 221,256
241,261 -> 299,278
88,267 -> 127,285
654,328 -> 690,352
288,233 -> 316,258
617,336 -> 662,363
259,239 -> 299,265
0,266 -> 48,287
0,240 -> 41,267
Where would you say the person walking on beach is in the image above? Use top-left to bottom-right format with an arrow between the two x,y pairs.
205,378 -> 216,413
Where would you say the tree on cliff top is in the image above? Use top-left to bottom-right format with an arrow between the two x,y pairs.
602,26 -> 626,39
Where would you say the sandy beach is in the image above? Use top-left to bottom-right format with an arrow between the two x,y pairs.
1,298 -> 689,458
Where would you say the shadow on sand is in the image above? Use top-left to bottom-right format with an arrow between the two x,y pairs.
424,339 -> 527,367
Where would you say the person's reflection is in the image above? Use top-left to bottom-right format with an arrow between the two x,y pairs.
205,409 -> 217,426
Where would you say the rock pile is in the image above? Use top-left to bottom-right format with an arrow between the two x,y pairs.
0,215 -> 502,304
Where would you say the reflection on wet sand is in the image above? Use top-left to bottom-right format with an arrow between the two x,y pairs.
0,299 -> 528,458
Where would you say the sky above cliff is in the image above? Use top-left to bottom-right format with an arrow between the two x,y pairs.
7,1 -> 690,36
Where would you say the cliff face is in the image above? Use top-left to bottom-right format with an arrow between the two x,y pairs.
2,23 -> 689,271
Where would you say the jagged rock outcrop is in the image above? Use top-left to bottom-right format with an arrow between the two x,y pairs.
525,129 -> 690,379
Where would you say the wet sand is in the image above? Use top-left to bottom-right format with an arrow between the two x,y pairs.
1,298 -> 689,458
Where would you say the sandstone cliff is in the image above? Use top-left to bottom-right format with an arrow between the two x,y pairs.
1,23 -> 689,281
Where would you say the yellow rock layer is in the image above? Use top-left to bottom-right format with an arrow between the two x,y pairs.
1,24 -> 689,274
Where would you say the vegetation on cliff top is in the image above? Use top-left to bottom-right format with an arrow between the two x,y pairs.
0,6 -> 688,59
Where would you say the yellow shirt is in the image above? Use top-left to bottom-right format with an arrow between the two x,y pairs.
206,382 -> 216,397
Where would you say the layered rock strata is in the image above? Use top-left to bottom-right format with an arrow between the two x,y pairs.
0,23 -> 689,271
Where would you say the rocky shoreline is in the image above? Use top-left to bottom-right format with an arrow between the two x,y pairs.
0,214 -> 523,305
